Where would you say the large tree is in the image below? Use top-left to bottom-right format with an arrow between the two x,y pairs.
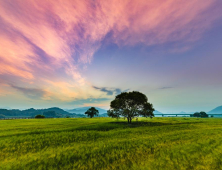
85,107 -> 99,118
108,91 -> 154,123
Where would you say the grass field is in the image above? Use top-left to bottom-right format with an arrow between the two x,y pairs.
0,117 -> 222,170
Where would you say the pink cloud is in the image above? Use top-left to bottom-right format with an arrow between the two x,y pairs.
0,0 -> 221,100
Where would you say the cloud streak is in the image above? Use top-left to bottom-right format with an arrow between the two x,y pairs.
158,87 -> 174,90
93,86 -> 122,96
10,85 -> 48,99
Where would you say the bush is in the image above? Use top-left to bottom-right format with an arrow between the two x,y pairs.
191,111 -> 208,118
35,114 -> 45,118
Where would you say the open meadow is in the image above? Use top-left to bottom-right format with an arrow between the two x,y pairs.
0,117 -> 222,170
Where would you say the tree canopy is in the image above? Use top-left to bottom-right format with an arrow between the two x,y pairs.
108,91 -> 154,123
191,111 -> 208,118
85,107 -> 99,118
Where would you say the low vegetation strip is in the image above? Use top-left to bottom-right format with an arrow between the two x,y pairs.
0,117 -> 222,170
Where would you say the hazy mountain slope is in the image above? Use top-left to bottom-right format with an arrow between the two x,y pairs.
154,110 -> 163,114
208,106 -> 222,114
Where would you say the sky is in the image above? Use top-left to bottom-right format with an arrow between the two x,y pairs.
0,0 -> 222,113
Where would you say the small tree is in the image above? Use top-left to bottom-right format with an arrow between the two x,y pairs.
108,91 -> 155,123
85,107 -> 99,118
200,111 -> 208,118
192,111 -> 208,118
35,114 -> 45,118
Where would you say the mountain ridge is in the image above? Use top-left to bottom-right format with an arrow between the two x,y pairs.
208,106 -> 222,114
0,107 -> 79,118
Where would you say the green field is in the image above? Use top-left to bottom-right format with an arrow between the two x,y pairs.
0,117 -> 222,170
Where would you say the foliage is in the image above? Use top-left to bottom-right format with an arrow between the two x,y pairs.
191,111 -> 209,118
35,114 -> 45,118
0,114 -> 5,119
0,114 -> 5,118
43,111 -> 57,118
108,91 -> 154,123
0,118 -> 222,170
85,107 -> 99,118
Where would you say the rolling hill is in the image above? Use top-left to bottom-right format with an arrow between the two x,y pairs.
0,107 -> 79,118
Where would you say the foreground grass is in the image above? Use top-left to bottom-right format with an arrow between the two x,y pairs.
0,117 -> 222,170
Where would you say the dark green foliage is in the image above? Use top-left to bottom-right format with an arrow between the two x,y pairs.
35,114 -> 45,118
0,114 -> 5,118
85,107 -> 99,118
0,109 -> 21,117
43,111 -> 57,118
108,91 -> 154,123
191,111 -> 209,118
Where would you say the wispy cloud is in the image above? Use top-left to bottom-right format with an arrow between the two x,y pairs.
0,0 -> 221,101
69,98 -> 110,105
93,86 -> 122,96
10,85 -> 48,99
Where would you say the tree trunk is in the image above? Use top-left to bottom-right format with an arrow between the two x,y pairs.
127,117 -> 132,124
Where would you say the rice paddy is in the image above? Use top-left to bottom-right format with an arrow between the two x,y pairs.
0,117 -> 222,170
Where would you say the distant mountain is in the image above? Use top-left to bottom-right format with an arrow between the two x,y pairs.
0,107 -> 81,118
208,106 -> 222,114
154,110 -> 163,114
42,107 -> 70,115
66,107 -> 108,115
